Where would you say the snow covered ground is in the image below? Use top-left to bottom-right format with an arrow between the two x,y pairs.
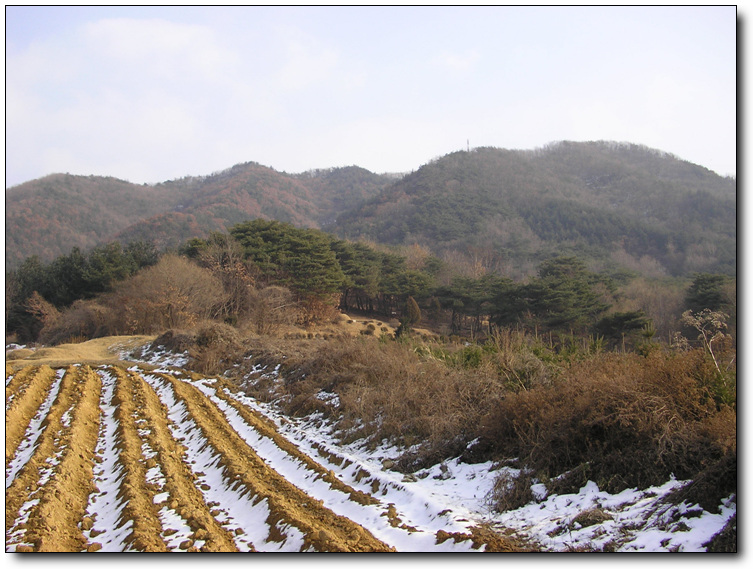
142,347 -> 736,552
246,386 -> 735,552
6,342 -> 737,554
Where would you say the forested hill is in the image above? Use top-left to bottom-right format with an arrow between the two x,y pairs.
6,141 -> 735,278
4,164 -> 395,270
333,141 -> 736,278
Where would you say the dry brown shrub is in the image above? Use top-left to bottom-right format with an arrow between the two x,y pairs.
487,469 -> 536,512
297,296 -> 341,326
244,286 -> 299,336
38,299 -> 115,345
476,349 -> 735,493
152,329 -> 197,354
194,321 -> 243,349
107,255 -> 226,334
25,291 -> 60,340
189,321 -> 246,375
662,450 -> 736,513
703,513 -> 736,552
484,346 -> 551,391
197,234 -> 258,319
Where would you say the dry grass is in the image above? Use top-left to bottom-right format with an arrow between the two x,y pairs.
4,335 -> 155,371
476,349 -> 736,496
570,507 -> 613,528
238,335 -> 505,469
232,329 -> 735,503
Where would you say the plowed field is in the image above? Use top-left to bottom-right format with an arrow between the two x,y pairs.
5,358 -> 511,552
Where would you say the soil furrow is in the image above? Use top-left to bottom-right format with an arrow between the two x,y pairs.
9,365 -> 102,552
6,366 -> 81,542
122,367 -> 240,552
5,369 -> 65,489
206,376 -> 380,507
83,367 -> 131,551
202,379 -> 436,545
142,371 -> 302,551
5,365 -> 38,404
108,366 -> 171,552
153,371 -> 393,552
5,366 -> 58,466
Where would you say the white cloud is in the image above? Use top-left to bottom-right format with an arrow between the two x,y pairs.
82,18 -> 239,82
5,17 -> 275,184
434,49 -> 480,72
274,26 -> 340,91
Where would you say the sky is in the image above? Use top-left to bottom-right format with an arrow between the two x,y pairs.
4,4 -> 738,188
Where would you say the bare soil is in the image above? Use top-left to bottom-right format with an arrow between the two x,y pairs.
6,333 -> 516,552
5,360 -> 395,551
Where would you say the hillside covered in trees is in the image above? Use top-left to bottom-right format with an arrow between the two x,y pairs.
334,141 -> 736,279
4,164 -> 395,270
5,141 -> 735,280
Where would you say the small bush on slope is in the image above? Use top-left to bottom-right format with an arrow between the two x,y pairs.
190,321 -> 246,375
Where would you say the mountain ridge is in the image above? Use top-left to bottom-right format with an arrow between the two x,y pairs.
334,141 -> 735,277
5,141 -> 735,277
5,163 -> 397,269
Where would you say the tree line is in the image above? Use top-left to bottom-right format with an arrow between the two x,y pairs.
5,219 -> 735,351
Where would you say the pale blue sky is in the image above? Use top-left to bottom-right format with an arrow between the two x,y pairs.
4,5 -> 737,187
